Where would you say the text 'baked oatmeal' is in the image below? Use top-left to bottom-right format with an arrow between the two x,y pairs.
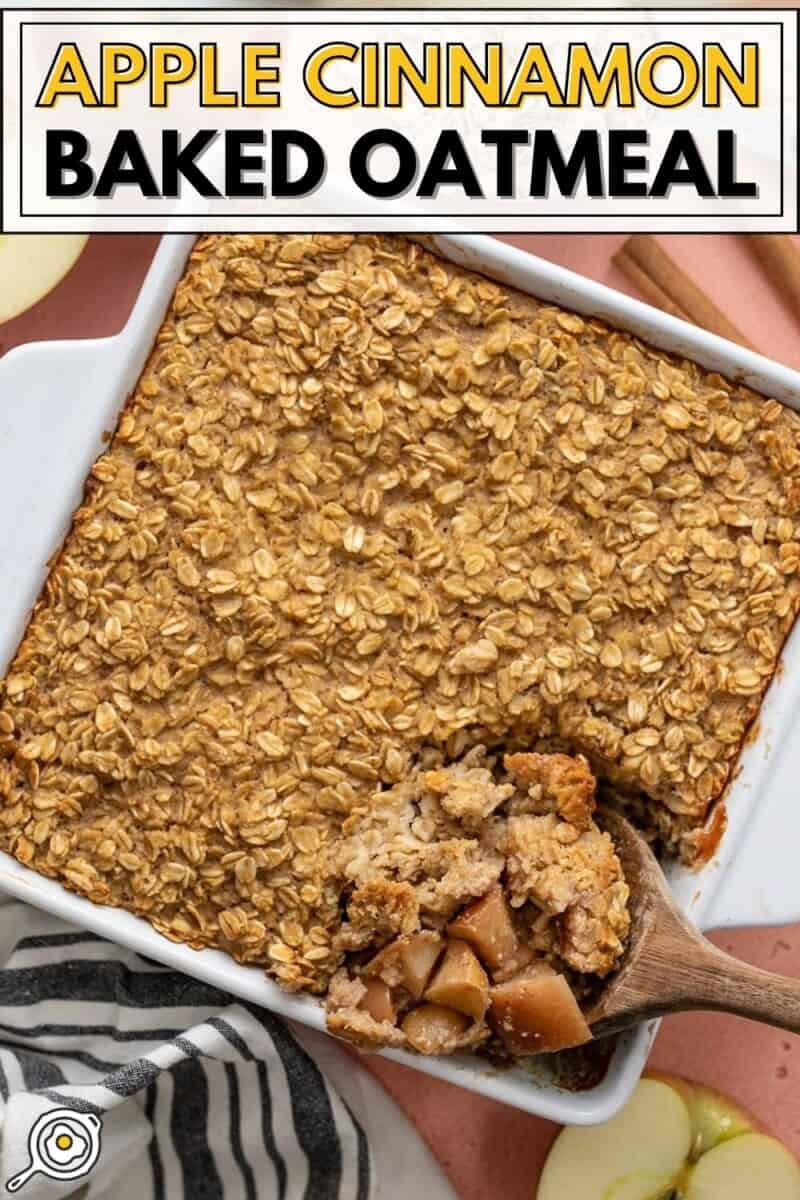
2,235 -> 800,1057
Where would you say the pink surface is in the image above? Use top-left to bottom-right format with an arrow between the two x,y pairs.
3,232 -> 800,1199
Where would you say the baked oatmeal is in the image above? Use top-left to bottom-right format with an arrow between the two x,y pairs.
2,234 -> 800,1055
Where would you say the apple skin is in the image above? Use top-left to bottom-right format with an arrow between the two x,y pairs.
646,1071 -> 757,1159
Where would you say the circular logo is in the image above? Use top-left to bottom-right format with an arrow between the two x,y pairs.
6,1108 -> 102,1192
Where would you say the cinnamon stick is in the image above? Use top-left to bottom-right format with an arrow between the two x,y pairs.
613,247 -> 691,323
745,234 -> 800,322
616,235 -> 755,351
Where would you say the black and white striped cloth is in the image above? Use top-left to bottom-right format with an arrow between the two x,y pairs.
0,896 -> 456,1200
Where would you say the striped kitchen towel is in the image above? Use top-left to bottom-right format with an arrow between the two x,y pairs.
0,896 -> 456,1200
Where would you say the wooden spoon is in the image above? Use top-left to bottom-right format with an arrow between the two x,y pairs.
585,809 -> 800,1038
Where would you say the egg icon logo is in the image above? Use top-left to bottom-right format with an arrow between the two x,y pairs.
6,1109 -> 102,1192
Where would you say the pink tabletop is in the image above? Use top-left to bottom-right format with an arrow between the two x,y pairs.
4,232 -> 800,1200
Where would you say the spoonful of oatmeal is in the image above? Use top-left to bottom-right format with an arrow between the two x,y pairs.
323,747 -> 800,1060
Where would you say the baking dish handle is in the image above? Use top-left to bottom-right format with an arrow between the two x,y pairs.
0,236 -> 195,674
0,234 -> 193,393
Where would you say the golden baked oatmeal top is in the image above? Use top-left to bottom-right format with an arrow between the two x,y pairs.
1,234 -> 800,1017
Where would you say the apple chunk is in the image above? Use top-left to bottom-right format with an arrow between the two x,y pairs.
0,235 -> 88,323
424,939 -> 489,1021
490,967 -> 591,1055
537,1078 -> 693,1200
358,978 -> 396,1024
365,931 -> 444,1000
684,1133 -> 800,1200
447,885 -> 522,977
399,932 -> 445,999
401,1004 -> 469,1055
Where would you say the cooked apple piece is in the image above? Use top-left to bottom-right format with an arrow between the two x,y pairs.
537,1078 -> 693,1200
400,932 -> 445,999
447,885 -> 521,977
401,1003 -> 470,1055
489,967 -> 591,1054
363,941 -> 404,988
492,941 -> 535,984
358,978 -> 396,1024
364,931 -> 444,1000
424,939 -> 490,1021
684,1132 -> 800,1199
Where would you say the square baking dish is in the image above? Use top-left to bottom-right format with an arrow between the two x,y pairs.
1,233 -> 799,1124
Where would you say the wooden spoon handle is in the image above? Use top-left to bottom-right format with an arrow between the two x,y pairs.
675,939 -> 800,1034
587,811 -> 800,1039
593,932 -> 800,1036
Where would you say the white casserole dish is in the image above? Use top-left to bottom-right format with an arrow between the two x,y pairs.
1,233 -> 799,1124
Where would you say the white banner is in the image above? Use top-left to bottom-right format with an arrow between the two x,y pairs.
2,8 -> 797,232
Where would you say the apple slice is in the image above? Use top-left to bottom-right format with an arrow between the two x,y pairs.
0,235 -> 88,323
684,1133 -> 800,1200
648,1072 -> 753,1158
424,939 -> 489,1021
537,1078 -> 692,1200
